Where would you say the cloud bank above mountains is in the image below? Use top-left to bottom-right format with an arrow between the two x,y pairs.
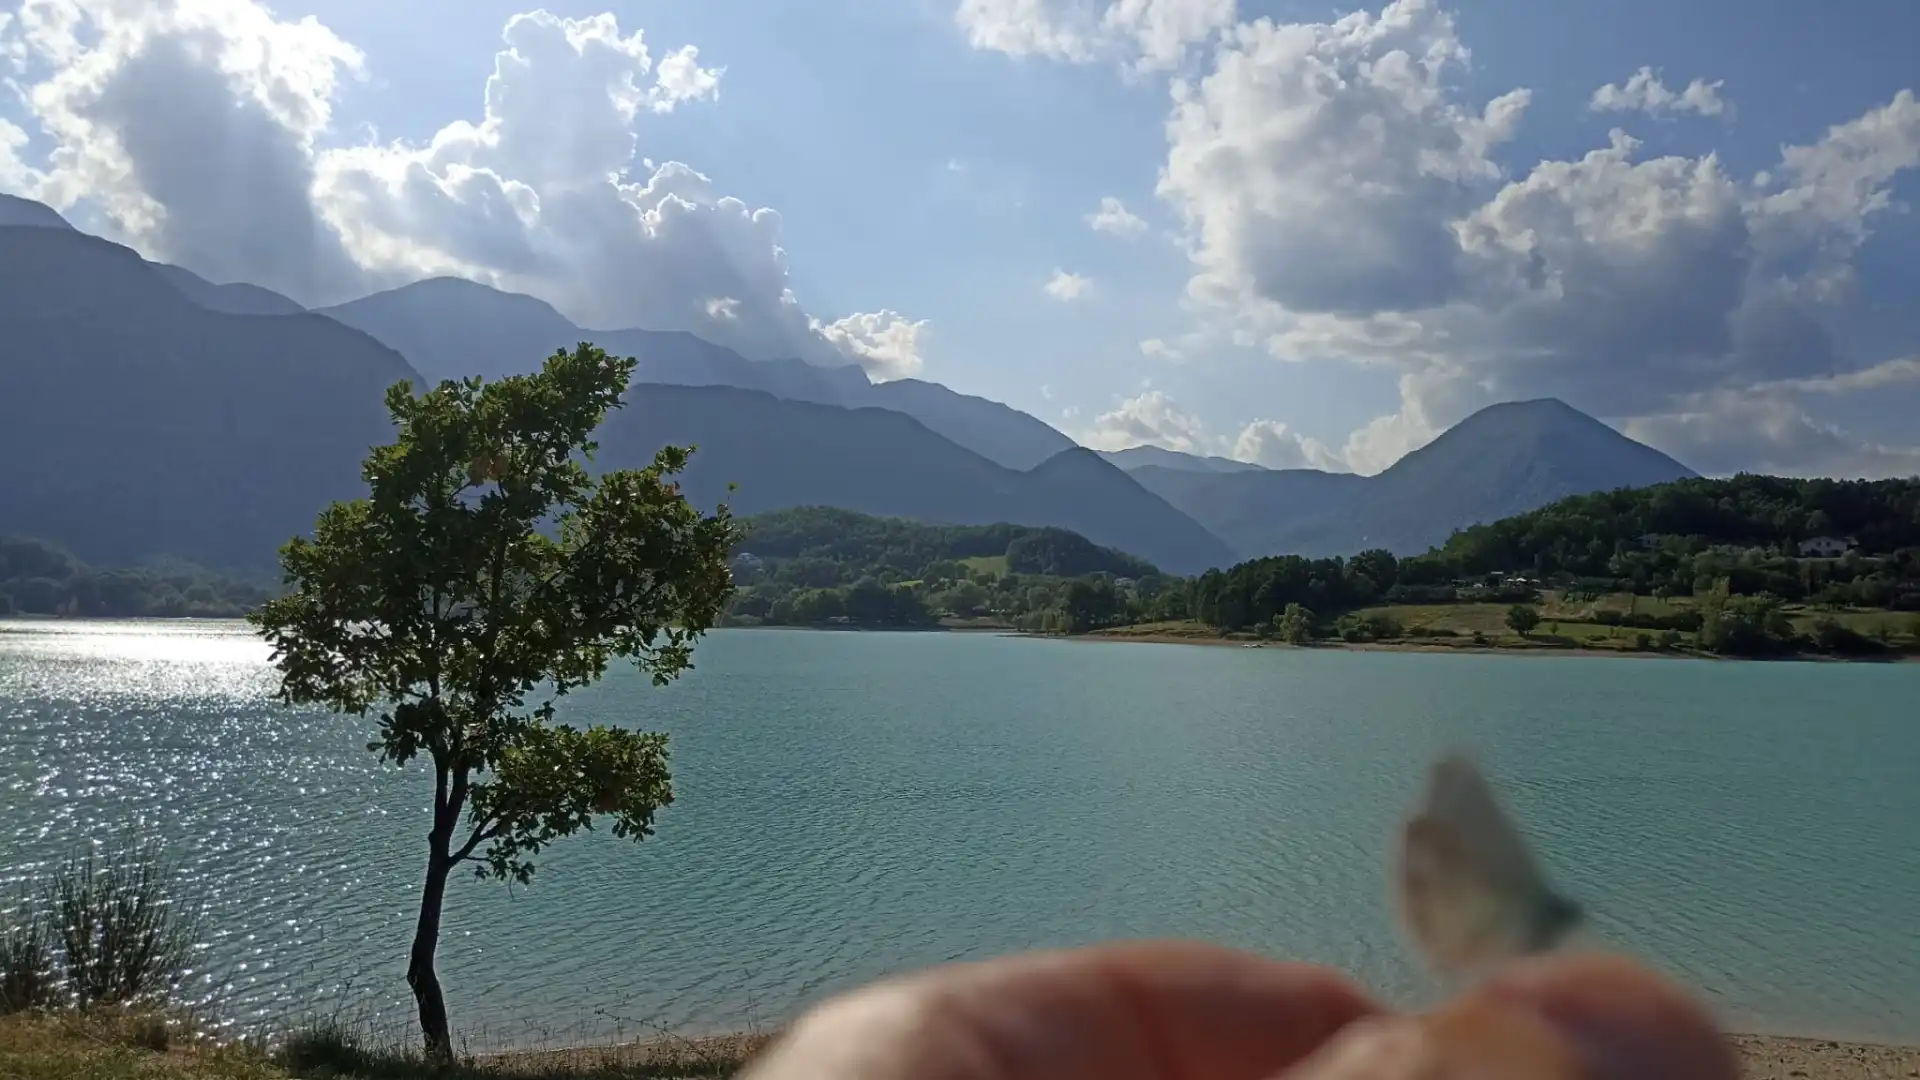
0,0 -> 926,379
963,0 -> 1920,477
1,0 -> 1915,478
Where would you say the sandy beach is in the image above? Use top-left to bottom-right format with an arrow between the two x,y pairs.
489,1029 -> 1920,1079
1734,1033 -> 1920,1079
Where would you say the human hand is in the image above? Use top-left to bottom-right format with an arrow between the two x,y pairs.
740,941 -> 1737,1080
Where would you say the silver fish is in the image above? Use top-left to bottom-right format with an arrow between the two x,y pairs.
1394,753 -> 1581,977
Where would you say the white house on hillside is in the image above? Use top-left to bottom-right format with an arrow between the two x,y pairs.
1798,536 -> 1855,557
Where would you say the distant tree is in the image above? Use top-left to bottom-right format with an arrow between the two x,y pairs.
248,345 -> 736,1059
1350,549 -> 1399,592
1505,604 -> 1542,637
1059,578 -> 1122,633
1275,603 -> 1315,644
938,580 -> 991,618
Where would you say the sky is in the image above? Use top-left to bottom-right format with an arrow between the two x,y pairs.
1,0 -> 1917,477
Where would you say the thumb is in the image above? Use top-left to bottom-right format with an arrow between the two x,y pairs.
1273,954 -> 1739,1080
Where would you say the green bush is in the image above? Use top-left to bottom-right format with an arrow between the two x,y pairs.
0,904 -> 56,1014
47,840 -> 201,1008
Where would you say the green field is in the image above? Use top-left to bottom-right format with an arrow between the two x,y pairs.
957,555 -> 1010,577
1092,592 -> 1920,657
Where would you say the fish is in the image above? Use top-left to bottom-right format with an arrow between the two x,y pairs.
1394,753 -> 1582,977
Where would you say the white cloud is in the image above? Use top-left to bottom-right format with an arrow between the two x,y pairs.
1044,267 -> 1094,300
0,1 -> 921,379
1627,395 -> 1920,480
1075,389 -> 1345,469
1590,67 -> 1729,118
650,44 -> 722,108
1159,0 -> 1531,321
1138,337 -> 1182,360
0,117 -> 40,192
1077,389 -> 1213,452
811,310 -> 928,381
8,0 -> 370,300
1761,354 -> 1920,396
1087,194 -> 1147,236
1231,418 -> 1342,470
956,0 -> 1236,71
1129,0 -> 1920,477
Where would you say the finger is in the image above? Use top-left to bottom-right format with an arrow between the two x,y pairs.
743,940 -> 1382,1080
1277,952 -> 1738,1080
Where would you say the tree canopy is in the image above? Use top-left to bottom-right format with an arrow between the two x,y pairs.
249,344 -> 736,1057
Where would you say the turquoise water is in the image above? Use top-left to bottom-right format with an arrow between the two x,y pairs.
2,620 -> 1917,1046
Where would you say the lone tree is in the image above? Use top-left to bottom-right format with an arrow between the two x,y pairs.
1275,602 -> 1315,645
250,345 -> 736,1059
1505,604 -> 1542,638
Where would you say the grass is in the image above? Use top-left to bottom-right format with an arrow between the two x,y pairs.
1086,619 -> 1232,641
1089,593 -> 1920,658
0,1009 -> 280,1080
0,1010 -> 771,1079
956,555 -> 1009,578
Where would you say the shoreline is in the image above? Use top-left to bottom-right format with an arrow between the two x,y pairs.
475,1028 -> 1919,1080
1043,628 -> 1920,663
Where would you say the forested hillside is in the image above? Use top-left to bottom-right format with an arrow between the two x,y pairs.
724,508 -> 1179,631
0,537 -> 273,618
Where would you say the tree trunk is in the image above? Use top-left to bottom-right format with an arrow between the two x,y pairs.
407,849 -> 455,1062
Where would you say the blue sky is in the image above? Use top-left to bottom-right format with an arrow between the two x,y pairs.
2,0 -> 1916,476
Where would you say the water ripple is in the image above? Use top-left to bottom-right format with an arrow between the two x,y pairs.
3,622 -> 1918,1045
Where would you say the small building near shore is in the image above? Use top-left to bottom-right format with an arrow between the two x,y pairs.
1797,536 -> 1854,557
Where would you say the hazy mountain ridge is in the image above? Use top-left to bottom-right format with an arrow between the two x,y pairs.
1135,399 -> 1698,559
0,220 -> 1230,575
0,225 -> 420,571
1,194 -> 309,316
319,277 -> 1077,470
597,386 -> 1236,575
0,193 -> 73,230
1098,445 -> 1269,474
1,192 -> 1700,573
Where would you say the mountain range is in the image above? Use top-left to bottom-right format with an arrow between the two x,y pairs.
1,192 -> 1700,574
1124,400 -> 1696,559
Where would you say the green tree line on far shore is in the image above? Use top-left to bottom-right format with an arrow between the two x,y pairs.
1186,475 -> 1920,658
0,536 -> 273,618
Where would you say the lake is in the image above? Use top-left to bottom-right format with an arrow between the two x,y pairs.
2,620 -> 1917,1047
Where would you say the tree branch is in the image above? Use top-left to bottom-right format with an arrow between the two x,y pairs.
451,818 -> 505,864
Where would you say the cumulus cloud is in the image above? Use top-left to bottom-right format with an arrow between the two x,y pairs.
1590,67 -> 1729,118
1231,417 -> 1342,470
0,1 -> 920,378
1132,0 -> 1920,477
1087,194 -> 1148,235
1627,395 -> 1920,480
8,0 -> 369,300
0,118 -> 39,191
1075,389 -> 1344,469
812,310 -> 929,381
1076,389 -> 1214,452
1139,337 -> 1182,360
1159,0 -> 1532,320
1044,267 -> 1094,300
955,0 -> 1236,71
